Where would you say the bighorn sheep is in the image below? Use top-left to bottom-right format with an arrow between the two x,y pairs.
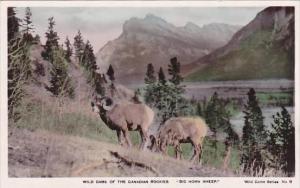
150,117 -> 208,162
91,96 -> 154,149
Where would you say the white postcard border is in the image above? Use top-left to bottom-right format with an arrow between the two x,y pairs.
0,1 -> 299,188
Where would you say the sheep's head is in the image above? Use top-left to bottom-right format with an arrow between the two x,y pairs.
157,128 -> 180,154
91,96 -> 114,113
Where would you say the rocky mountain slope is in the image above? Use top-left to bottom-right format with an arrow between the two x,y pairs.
96,14 -> 240,83
185,7 -> 295,81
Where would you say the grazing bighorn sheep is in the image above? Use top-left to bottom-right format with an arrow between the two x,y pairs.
91,96 -> 154,149
150,117 -> 208,162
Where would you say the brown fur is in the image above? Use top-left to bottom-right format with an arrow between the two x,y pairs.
92,97 -> 154,150
156,117 -> 208,162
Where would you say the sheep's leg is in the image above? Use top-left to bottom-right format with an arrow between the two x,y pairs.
175,144 -> 182,160
198,139 -> 204,163
190,141 -> 200,162
116,129 -> 124,146
139,128 -> 148,150
122,129 -> 132,148
148,135 -> 157,151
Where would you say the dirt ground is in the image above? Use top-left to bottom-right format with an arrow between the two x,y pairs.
8,127 -> 236,177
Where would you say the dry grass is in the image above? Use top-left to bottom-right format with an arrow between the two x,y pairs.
8,127 -> 237,177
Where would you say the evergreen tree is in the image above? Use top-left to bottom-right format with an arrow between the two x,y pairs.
93,72 -> 106,96
42,17 -> 59,61
64,36 -> 72,62
196,102 -> 203,117
205,92 -> 222,158
82,41 -> 96,68
8,37 -> 32,121
73,30 -> 84,62
158,67 -> 166,84
144,64 -> 157,109
267,107 -> 295,176
107,64 -> 115,82
8,8 -> 32,120
144,61 -> 187,124
205,92 -> 220,139
105,64 -> 115,97
22,7 -> 34,42
77,40 -> 105,96
241,88 -> 267,175
7,7 -> 20,42
145,63 -> 156,84
168,57 -> 183,85
196,98 -> 207,118
48,47 -> 74,98
204,93 -> 239,161
33,34 -> 41,44
80,40 -> 97,84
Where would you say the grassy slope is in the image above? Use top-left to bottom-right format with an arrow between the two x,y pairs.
13,98 -> 118,144
9,128 -> 237,177
186,30 -> 294,81
12,98 -> 240,172
167,139 -> 240,170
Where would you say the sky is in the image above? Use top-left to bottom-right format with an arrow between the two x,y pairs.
16,7 -> 266,52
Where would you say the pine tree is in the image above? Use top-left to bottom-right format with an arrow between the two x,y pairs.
64,37 -> 72,62
205,92 -> 221,158
22,7 -> 34,42
158,67 -> 166,84
7,7 -> 20,42
205,92 -> 219,138
48,47 -> 74,98
267,107 -> 295,176
80,40 -> 98,85
107,64 -> 115,82
42,17 -> 59,61
196,102 -> 203,117
144,63 -> 187,124
168,57 -> 183,85
8,8 -> 32,120
144,64 -> 157,108
93,72 -> 106,96
196,98 -> 207,118
33,34 -> 41,43
204,93 -> 239,162
73,30 -> 84,62
8,38 -> 32,121
82,41 -> 96,68
145,63 -> 156,84
223,118 -> 239,170
241,88 -> 267,175
78,40 -> 104,96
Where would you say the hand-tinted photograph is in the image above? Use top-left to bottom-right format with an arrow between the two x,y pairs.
7,6 -> 295,177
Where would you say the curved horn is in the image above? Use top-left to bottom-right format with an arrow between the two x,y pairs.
101,97 -> 114,111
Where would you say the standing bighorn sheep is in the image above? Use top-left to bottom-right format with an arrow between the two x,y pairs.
91,96 -> 154,149
150,117 -> 208,162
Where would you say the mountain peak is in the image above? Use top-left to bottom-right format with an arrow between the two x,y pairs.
99,14 -> 241,83
145,13 -> 160,20
183,22 -> 201,32
143,13 -> 168,24
123,13 -> 169,34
